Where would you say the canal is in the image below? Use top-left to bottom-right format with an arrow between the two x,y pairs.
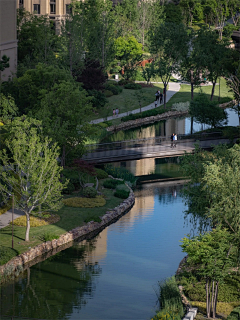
0,181 -> 196,320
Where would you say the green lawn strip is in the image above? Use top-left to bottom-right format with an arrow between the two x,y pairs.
0,184 -> 123,261
91,83 -> 164,121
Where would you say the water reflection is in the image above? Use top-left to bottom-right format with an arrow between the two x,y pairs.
103,108 -> 238,143
1,182 -> 197,320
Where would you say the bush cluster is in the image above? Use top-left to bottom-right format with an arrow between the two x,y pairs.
103,179 -> 124,189
104,90 -> 113,97
42,232 -> 60,242
118,79 -> 133,86
95,168 -> 108,180
83,186 -> 97,198
11,213 -> 60,227
104,165 -> 137,184
121,106 -> 166,122
0,246 -> 18,266
114,189 -> 129,199
116,184 -> 129,192
63,196 -> 106,208
227,306 -> 240,320
124,83 -> 142,90
104,82 -> 123,96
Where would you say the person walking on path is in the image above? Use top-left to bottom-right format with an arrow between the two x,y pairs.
173,133 -> 177,147
159,92 -> 163,104
113,109 -> 116,117
116,108 -> 119,117
155,91 -> 159,102
155,100 -> 157,108
171,133 -> 174,148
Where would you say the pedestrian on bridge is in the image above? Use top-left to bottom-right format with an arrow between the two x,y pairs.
173,134 -> 177,147
171,133 -> 174,148
159,92 -> 163,104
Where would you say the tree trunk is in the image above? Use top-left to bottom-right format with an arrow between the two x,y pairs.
211,82 -> 216,101
25,213 -> 30,241
213,282 -> 219,319
190,117 -> 193,134
163,84 -> 167,109
191,82 -> 194,101
211,280 -> 215,317
61,145 -> 66,167
206,279 -> 210,318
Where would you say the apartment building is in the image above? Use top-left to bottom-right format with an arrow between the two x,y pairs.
0,0 -> 18,80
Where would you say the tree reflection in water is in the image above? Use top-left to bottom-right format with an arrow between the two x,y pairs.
0,239 -> 102,320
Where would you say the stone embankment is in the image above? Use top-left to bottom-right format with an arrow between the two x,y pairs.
106,100 -> 236,133
0,179 -> 135,282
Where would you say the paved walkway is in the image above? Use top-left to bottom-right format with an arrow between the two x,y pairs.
0,207 -> 24,229
90,82 -> 181,124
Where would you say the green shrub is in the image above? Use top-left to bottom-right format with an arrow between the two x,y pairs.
103,179 -> 124,189
63,181 -> 75,194
42,232 -> 59,242
0,246 -> 18,266
114,189 -> 130,199
118,79 -> 133,86
116,184 -> 129,192
121,106 -> 166,122
62,169 -> 80,190
124,83 -> 142,90
104,165 -> 137,183
105,84 -> 119,95
83,187 -> 97,198
104,90 -> 113,97
63,196 -> 106,208
133,70 -> 145,81
227,306 -> 240,320
106,79 -> 118,85
95,168 -> 108,179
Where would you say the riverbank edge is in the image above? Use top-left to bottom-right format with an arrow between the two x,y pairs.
0,178 -> 135,283
106,100 -> 236,133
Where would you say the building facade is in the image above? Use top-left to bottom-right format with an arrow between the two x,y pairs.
0,0 -> 18,80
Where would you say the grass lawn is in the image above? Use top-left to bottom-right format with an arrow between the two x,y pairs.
91,83 -> 164,121
0,180 -> 123,259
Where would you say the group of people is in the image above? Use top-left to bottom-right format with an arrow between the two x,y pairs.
154,90 -> 163,107
113,108 -> 119,117
170,133 -> 177,148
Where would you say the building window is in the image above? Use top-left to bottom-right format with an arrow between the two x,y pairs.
19,0 -> 24,7
33,4 -> 40,14
66,4 -> 72,15
50,4 -> 56,14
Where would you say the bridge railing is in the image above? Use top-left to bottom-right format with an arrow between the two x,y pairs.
85,131 -> 224,154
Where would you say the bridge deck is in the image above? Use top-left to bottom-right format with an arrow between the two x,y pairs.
83,136 -> 234,163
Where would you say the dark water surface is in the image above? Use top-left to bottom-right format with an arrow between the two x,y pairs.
1,182 -> 195,320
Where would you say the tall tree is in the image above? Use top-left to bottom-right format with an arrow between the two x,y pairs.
228,0 -> 240,26
35,81 -> 93,167
0,117 -> 65,241
179,0 -> 203,26
214,0 -> 230,40
181,228 -> 235,319
150,22 -> 189,108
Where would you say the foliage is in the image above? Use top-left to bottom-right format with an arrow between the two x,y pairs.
121,106 -> 166,122
104,90 -> 113,97
17,9 -> 60,68
103,179 -> 124,189
116,184 -> 130,193
95,168 -> 108,179
11,214 -> 60,227
149,22 -> 189,107
171,102 -> 190,112
76,59 -> 107,91
0,55 -> 10,72
104,164 -> 137,183
181,228 -> 236,318
142,63 -> 155,84
153,277 -> 184,320
0,94 -> 18,122
0,246 -> 18,266
1,63 -> 73,115
114,189 -> 129,199
36,81 -> 93,166
105,84 -> 119,95
0,117 -> 66,241
62,196 -> 106,208
124,83 -> 142,90
118,79 -> 133,86
189,93 -> 228,127
227,306 -> 240,320
83,187 -> 97,198
87,89 -> 107,109
84,215 -> 102,223
41,232 -> 60,242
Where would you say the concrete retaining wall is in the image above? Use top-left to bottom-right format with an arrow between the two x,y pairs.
0,180 -> 135,282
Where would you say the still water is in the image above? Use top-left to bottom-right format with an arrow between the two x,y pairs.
103,108 -> 238,143
0,182 -> 195,320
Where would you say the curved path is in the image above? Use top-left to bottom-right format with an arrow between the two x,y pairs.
91,82 -> 181,124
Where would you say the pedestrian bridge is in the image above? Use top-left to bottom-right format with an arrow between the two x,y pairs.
83,132 -> 232,164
